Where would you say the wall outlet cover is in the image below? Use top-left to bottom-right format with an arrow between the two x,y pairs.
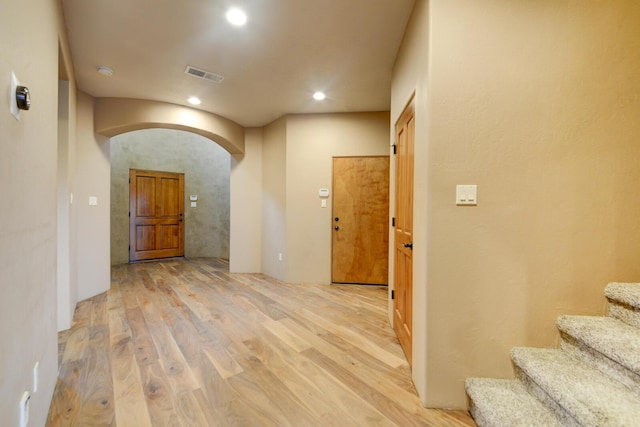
19,391 -> 30,427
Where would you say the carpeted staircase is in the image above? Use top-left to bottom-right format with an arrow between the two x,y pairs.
465,282 -> 640,426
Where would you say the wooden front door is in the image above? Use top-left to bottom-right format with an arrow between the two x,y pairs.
332,156 -> 390,285
393,100 -> 415,365
129,169 -> 184,262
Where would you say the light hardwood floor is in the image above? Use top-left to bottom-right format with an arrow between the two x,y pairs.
47,258 -> 475,426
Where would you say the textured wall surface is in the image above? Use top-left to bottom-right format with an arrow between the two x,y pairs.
261,117 -> 288,281
110,128 -> 230,264
76,93 -> 111,300
392,0 -> 640,408
230,128 -> 263,273
0,0 -> 62,424
285,112 -> 390,284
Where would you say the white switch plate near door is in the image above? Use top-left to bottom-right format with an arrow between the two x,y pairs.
456,185 -> 478,206
33,361 -> 39,393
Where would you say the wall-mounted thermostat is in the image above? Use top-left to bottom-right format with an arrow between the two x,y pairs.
16,85 -> 30,111
190,195 -> 198,201
319,188 -> 330,198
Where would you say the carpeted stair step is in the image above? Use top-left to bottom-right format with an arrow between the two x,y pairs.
465,378 -> 561,426
605,282 -> 640,328
511,347 -> 640,426
557,315 -> 640,394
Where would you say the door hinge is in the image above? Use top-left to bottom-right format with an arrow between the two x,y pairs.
391,290 -> 395,300
392,144 -> 397,155
128,211 -> 131,217
129,178 -> 131,184
128,245 -> 130,251
391,217 -> 395,227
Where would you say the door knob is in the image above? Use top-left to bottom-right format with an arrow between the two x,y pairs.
403,242 -> 413,249
334,217 -> 339,222
334,225 -> 340,230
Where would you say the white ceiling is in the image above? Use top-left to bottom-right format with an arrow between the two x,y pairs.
61,0 -> 415,127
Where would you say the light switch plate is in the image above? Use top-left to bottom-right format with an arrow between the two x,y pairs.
88,196 -> 98,206
456,185 -> 477,206
33,361 -> 39,393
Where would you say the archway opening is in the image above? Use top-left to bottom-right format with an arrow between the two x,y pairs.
110,128 -> 231,265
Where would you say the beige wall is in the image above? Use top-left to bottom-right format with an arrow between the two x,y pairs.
56,78 -> 79,332
76,92 -> 112,301
392,0 -> 640,408
0,0 -> 65,424
57,19 -> 79,333
258,113 -> 390,283
286,113 -> 390,284
230,128 -> 263,273
261,117 -> 288,280
110,128 -> 231,264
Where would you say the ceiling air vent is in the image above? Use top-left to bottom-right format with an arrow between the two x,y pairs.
184,66 -> 224,83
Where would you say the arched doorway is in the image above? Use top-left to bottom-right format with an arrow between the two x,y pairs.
70,97 -> 256,308
110,128 -> 231,265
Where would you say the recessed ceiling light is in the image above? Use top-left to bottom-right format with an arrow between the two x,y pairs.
313,91 -> 326,101
226,8 -> 247,26
96,65 -> 113,76
188,97 -> 201,105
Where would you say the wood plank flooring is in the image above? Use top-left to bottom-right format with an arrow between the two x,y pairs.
47,258 -> 475,426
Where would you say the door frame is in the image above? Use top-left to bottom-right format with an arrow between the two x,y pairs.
391,96 -> 415,365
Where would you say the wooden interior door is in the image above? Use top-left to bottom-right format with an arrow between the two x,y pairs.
129,169 -> 184,261
393,100 -> 415,365
332,156 -> 390,285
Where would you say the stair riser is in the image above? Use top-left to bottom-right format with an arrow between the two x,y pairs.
466,378 -> 563,427
468,402 -> 492,427
465,284 -> 640,427
560,333 -> 640,396
608,301 -> 640,329
514,367 -> 581,427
